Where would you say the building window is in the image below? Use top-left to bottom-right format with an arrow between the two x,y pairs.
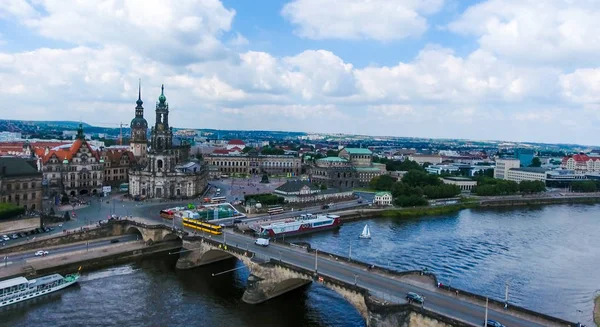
23,194 -> 28,200
22,183 -> 28,189
31,193 -> 36,199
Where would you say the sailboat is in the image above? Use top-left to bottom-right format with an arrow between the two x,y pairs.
359,224 -> 371,239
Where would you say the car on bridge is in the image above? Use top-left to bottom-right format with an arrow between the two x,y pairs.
483,320 -> 506,327
406,292 -> 424,304
34,250 -> 49,256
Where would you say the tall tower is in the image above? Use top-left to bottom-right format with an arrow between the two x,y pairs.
130,79 -> 148,159
150,84 -> 173,153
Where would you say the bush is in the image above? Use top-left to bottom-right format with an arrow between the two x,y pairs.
0,203 -> 26,220
519,180 -> 546,194
423,184 -> 462,199
394,195 -> 428,207
571,181 -> 597,193
244,193 -> 285,206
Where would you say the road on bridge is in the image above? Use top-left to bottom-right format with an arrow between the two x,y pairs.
202,230 -> 550,327
1,235 -> 138,266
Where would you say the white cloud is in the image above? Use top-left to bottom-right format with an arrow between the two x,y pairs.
448,0 -> 600,65
282,0 -> 444,41
560,68 -> 600,104
19,0 -> 236,64
0,0 -> 37,20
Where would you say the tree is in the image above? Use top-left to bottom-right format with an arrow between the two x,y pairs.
401,170 -> 441,188
63,211 -> 70,221
394,195 -> 428,207
369,175 -> 396,191
519,180 -> 546,193
320,184 -> 327,190
571,181 -> 597,193
242,146 -> 253,153
423,184 -> 461,199
529,157 -> 542,167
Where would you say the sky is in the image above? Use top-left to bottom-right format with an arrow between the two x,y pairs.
1,0 -> 600,145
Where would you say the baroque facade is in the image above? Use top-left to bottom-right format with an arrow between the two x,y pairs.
129,80 -> 149,163
128,85 -> 208,199
101,146 -> 136,187
0,157 -> 43,210
205,151 -> 301,176
309,148 -> 386,189
35,125 -> 104,196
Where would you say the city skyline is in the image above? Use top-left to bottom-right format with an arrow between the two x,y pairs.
1,0 -> 600,144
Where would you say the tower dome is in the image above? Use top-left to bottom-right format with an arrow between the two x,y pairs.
158,84 -> 166,104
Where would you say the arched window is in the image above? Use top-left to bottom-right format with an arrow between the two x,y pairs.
157,160 -> 163,170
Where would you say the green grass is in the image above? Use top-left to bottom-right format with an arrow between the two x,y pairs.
352,188 -> 377,193
379,203 -> 480,218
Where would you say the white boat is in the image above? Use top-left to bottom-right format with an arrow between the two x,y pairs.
0,272 -> 80,308
359,224 -> 371,239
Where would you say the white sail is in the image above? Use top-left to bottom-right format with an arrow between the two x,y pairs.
360,224 -> 371,239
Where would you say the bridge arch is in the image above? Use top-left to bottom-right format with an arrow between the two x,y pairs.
125,226 -> 146,242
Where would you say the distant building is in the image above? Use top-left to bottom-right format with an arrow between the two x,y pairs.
407,154 -> 443,165
373,192 -> 393,205
0,157 -> 44,210
309,148 -> 386,189
514,148 -> 535,167
226,139 -> 246,150
494,158 -> 521,180
561,154 -> 600,173
506,167 -> 547,183
441,177 -> 477,192
205,151 -> 301,177
426,164 -> 460,175
272,180 -> 353,203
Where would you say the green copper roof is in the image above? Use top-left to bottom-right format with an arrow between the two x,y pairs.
375,192 -> 391,197
355,167 -> 382,172
158,84 -> 166,103
317,157 -> 348,162
343,148 -> 372,155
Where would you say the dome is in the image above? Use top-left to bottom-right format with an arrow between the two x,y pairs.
158,84 -> 166,104
130,117 -> 148,129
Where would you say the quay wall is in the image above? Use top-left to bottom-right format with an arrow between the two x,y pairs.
0,217 -> 40,234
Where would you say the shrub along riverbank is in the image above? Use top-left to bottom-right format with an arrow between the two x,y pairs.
378,202 -> 480,218
594,295 -> 599,327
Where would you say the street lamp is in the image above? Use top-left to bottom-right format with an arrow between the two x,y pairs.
484,297 -> 488,326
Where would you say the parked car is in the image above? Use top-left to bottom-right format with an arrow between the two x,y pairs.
17,233 -> 26,238
406,292 -> 424,304
36,228 -> 44,234
110,239 -> 120,243
34,250 -> 49,256
321,204 -> 330,209
11,234 -> 19,239
483,320 -> 506,327
233,219 -> 243,224
2,235 -> 10,241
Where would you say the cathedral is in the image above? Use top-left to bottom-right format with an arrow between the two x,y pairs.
128,83 -> 208,199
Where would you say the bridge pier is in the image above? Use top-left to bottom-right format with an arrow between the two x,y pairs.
241,263 -> 313,304
175,239 -> 235,269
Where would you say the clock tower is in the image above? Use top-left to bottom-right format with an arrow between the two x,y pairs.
130,79 -> 148,160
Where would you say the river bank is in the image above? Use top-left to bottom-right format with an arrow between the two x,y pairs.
594,295 -> 599,326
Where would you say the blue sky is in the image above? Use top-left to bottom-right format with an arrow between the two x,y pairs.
1,0 -> 600,145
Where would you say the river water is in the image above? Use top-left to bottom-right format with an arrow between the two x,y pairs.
2,204 -> 598,326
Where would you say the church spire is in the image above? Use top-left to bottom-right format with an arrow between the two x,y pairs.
136,79 -> 143,110
76,123 -> 85,140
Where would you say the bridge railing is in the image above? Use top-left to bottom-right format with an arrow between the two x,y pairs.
302,245 -> 578,327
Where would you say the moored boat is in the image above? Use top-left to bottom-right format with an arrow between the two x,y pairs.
258,213 -> 342,238
0,271 -> 80,308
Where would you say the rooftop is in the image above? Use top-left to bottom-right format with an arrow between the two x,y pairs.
343,148 -> 372,155
317,157 -> 348,162
0,157 -> 41,177
355,167 -> 382,172
509,167 -> 548,173
275,180 -> 320,193
442,177 -> 474,181
374,192 -> 391,196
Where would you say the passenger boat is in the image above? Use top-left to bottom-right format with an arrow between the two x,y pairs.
0,272 -> 80,308
258,214 -> 342,238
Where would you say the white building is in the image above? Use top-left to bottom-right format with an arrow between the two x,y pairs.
407,154 -> 442,165
441,177 -> 477,192
494,158 -> 521,180
561,154 -> 600,173
505,167 -> 547,183
374,192 -> 393,205
426,164 -> 460,175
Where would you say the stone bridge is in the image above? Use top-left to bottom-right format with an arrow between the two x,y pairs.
173,237 -> 470,327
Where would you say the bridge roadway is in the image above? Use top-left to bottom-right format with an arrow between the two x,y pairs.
209,230 -> 549,327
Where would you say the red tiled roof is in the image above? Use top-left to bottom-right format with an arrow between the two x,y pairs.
38,139 -> 100,164
103,148 -> 136,166
227,139 -> 245,145
212,149 -> 230,154
229,146 -> 243,152
562,154 -> 600,164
